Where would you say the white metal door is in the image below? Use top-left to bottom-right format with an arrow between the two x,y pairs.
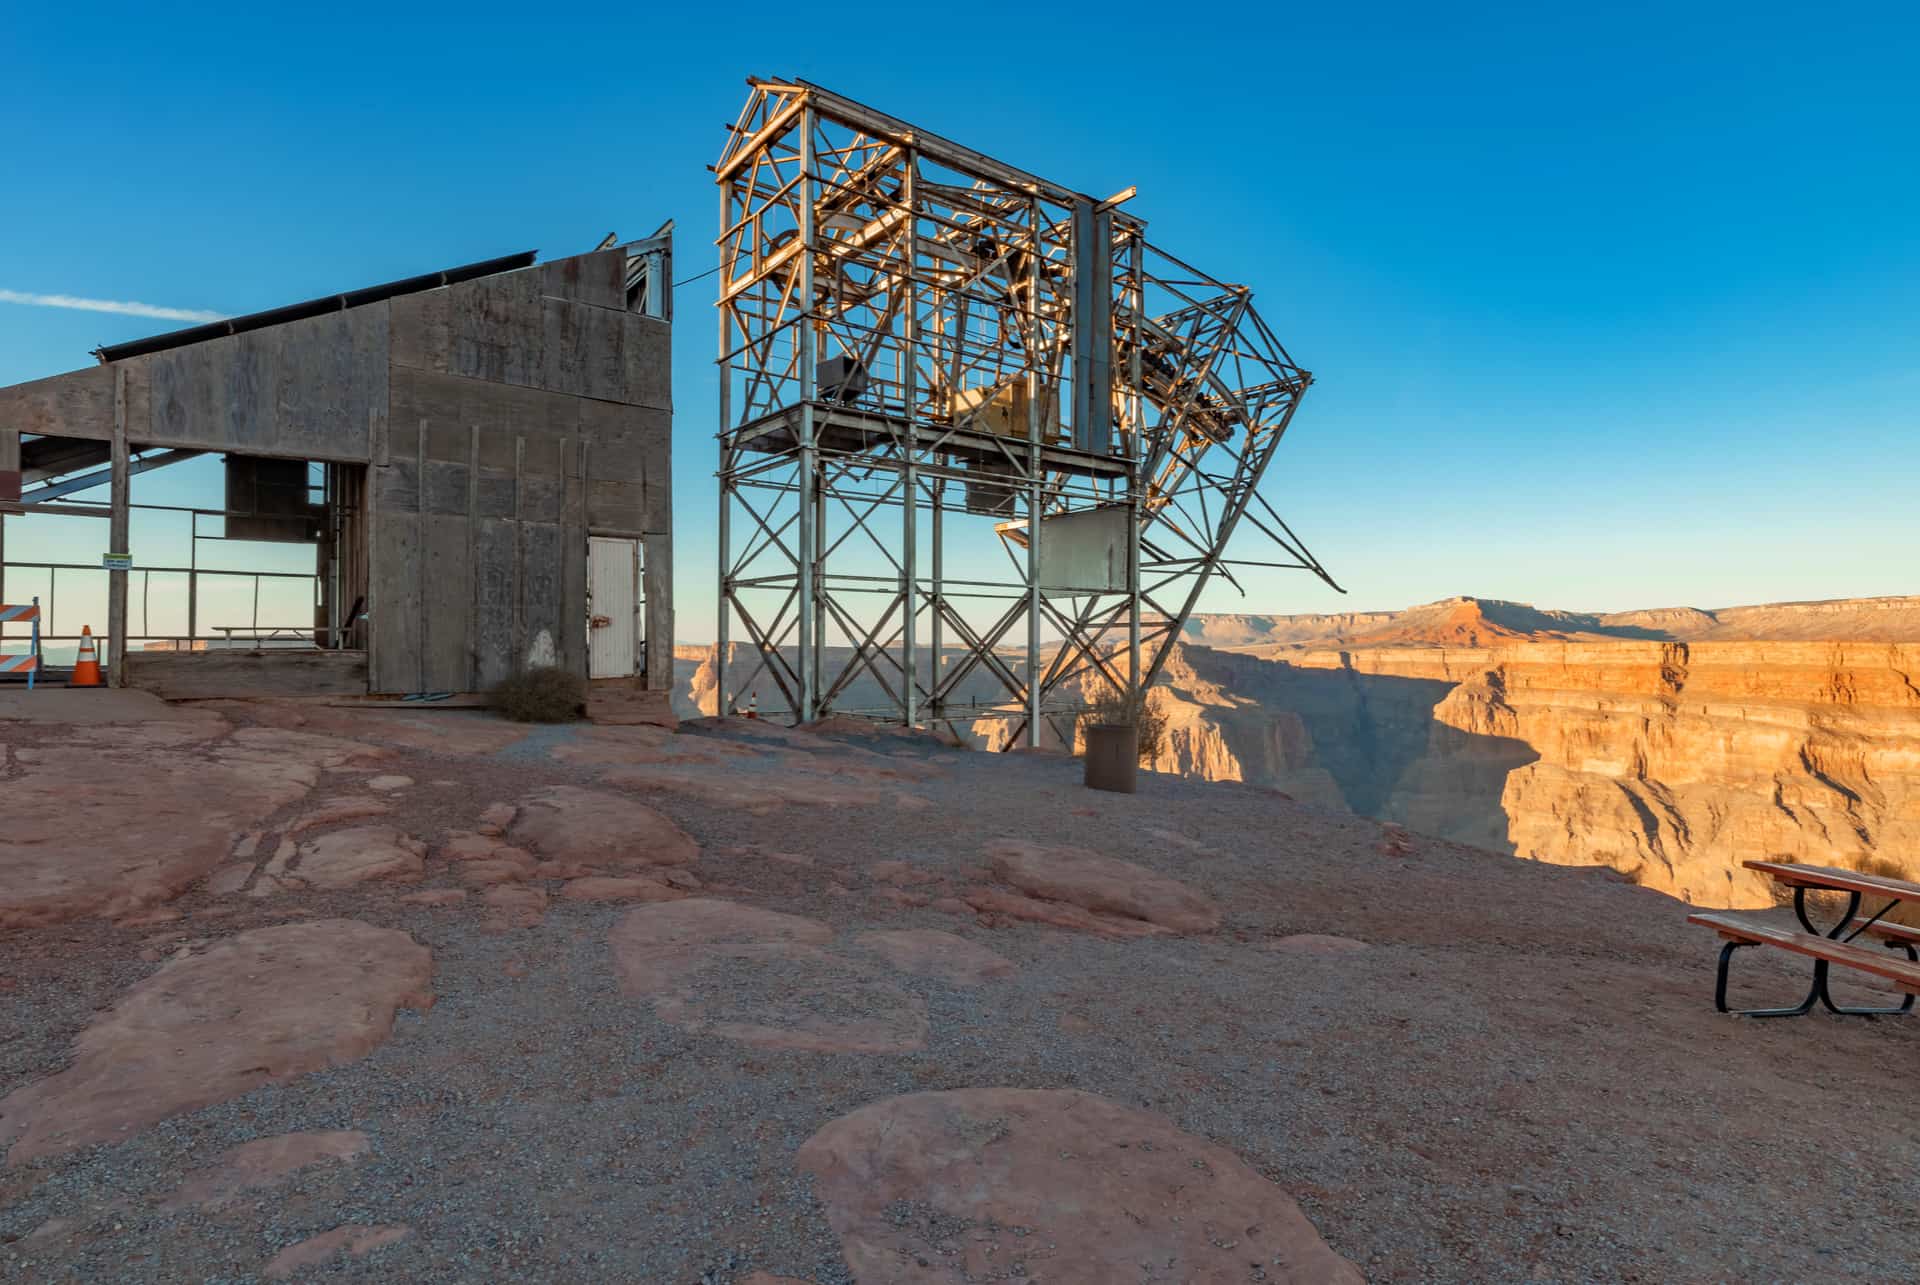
588,536 -> 640,678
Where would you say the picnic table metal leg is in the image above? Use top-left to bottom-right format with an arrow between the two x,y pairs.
1713,940 -> 1820,1017
1813,939 -> 1919,1017
1715,888 -> 1919,1018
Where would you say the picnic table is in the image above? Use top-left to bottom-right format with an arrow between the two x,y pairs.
1689,861 -> 1920,1017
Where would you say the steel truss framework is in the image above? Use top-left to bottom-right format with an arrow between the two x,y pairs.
716,77 -> 1338,744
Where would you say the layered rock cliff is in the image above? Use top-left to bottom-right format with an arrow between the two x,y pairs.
1153,640 -> 1920,907
676,596 -> 1920,907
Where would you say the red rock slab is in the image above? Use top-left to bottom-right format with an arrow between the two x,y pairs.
164,1130 -> 369,1209
855,930 -> 1016,985
217,726 -> 392,777
476,803 -> 517,836
457,856 -> 538,886
610,900 -> 926,1054
868,861 -> 943,888
0,919 -> 432,1165
441,831 -> 512,862
559,876 -> 686,903
985,839 -> 1221,934
397,889 -> 468,907
0,745 -> 315,929
289,827 -> 426,890
510,785 -> 700,867
210,699 -> 526,756
263,1224 -> 411,1279
482,885 -> 548,929
797,1089 -> 1364,1284
116,907 -> 186,928
205,862 -> 256,896
962,886 -> 1168,939
285,796 -> 393,835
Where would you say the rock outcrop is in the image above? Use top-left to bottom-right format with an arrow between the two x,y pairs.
610,900 -> 929,1054
797,1088 -> 1365,1283
1145,639 -> 1920,907
677,595 -> 1920,909
0,919 -> 433,1164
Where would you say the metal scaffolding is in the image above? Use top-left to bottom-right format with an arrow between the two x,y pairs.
715,77 -> 1339,744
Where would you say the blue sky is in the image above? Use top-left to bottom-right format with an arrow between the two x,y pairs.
3,1 -> 1916,647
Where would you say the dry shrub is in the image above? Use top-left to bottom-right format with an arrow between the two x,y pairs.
491,666 -> 587,723
1856,855 -> 1920,928
1078,683 -> 1168,765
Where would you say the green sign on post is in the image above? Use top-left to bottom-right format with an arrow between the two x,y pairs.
102,552 -> 132,571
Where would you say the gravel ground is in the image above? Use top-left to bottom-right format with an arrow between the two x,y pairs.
2,701 -> 1918,1283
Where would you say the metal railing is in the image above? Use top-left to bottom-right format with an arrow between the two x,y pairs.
0,489 -> 360,661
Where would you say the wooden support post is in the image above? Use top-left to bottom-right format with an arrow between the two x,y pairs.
108,368 -> 130,687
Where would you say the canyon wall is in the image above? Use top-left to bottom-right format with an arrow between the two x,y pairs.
1154,641 -> 1920,907
674,620 -> 1920,909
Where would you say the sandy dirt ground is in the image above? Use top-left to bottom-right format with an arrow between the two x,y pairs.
1,690 -> 1915,1283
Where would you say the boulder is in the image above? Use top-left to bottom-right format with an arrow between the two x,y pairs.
510,785 -> 699,867
985,839 -> 1221,933
559,876 -> 686,903
290,826 -> 426,889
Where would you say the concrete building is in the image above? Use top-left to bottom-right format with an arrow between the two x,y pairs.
0,232 -> 674,699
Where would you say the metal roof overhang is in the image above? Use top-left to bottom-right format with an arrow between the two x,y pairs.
91,250 -> 538,364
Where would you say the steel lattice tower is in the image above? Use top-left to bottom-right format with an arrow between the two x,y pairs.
715,77 -> 1338,745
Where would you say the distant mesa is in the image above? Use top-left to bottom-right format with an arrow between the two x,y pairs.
1176,592 -> 1920,650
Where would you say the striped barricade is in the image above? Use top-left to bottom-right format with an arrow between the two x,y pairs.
0,598 -> 42,690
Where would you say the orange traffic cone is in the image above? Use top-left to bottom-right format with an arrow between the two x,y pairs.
68,625 -> 103,687
746,691 -> 758,720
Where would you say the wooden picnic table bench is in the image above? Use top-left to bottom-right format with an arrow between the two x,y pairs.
1687,860 -> 1920,1018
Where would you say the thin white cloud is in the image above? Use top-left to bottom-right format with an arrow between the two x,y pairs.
0,288 -> 225,324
